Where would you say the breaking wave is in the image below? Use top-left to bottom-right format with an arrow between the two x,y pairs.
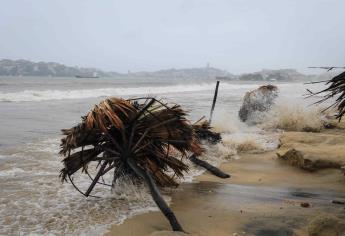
0,83 -> 259,102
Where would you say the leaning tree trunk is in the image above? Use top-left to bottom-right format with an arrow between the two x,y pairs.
127,157 -> 184,232
189,154 -> 230,178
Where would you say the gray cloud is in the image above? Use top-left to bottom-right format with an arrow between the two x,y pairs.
0,0 -> 344,73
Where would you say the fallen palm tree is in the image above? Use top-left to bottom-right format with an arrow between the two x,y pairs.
59,96 -> 229,231
60,97 -> 201,231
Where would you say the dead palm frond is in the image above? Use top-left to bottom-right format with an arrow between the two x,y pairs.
306,71 -> 345,120
60,97 -> 203,231
193,117 -> 221,144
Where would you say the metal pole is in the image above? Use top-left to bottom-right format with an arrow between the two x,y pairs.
209,81 -> 220,124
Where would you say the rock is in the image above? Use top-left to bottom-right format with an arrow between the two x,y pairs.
300,202 -> 311,208
150,231 -> 189,236
277,149 -> 341,171
277,149 -> 306,168
307,214 -> 345,236
239,85 -> 279,122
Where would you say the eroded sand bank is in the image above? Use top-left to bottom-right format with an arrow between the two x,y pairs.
107,127 -> 345,236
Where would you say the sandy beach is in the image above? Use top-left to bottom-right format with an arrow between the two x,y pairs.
107,125 -> 345,236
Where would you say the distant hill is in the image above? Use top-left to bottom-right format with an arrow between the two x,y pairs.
0,59 -> 112,77
0,59 -> 330,81
131,67 -> 235,80
237,69 -> 314,82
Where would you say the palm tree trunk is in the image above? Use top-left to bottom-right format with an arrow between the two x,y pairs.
189,154 -> 230,178
127,157 -> 184,232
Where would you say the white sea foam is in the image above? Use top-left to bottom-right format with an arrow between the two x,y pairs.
0,83 -> 259,102
0,167 -> 25,176
0,139 -> 156,235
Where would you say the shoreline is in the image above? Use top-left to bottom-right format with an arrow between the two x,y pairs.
106,127 -> 345,236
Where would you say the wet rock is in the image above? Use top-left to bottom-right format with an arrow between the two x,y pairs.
307,214 -> 345,236
277,149 -> 341,171
239,85 -> 278,122
300,202 -> 311,208
150,231 -> 189,236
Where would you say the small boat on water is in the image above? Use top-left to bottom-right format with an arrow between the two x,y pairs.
75,72 -> 99,78
75,75 -> 99,78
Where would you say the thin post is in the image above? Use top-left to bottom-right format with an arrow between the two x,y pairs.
209,81 -> 220,124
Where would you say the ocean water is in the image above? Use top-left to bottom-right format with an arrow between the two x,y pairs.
0,76 -> 325,235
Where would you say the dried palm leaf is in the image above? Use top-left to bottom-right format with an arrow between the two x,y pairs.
193,117 -> 221,144
306,71 -> 345,120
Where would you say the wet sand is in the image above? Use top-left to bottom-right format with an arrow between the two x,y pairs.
107,128 -> 345,236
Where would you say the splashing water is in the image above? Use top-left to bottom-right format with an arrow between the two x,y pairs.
259,99 -> 331,132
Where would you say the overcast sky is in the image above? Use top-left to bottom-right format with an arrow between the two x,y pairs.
0,0 -> 344,73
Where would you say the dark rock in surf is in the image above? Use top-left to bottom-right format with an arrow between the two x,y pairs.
239,85 -> 279,122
